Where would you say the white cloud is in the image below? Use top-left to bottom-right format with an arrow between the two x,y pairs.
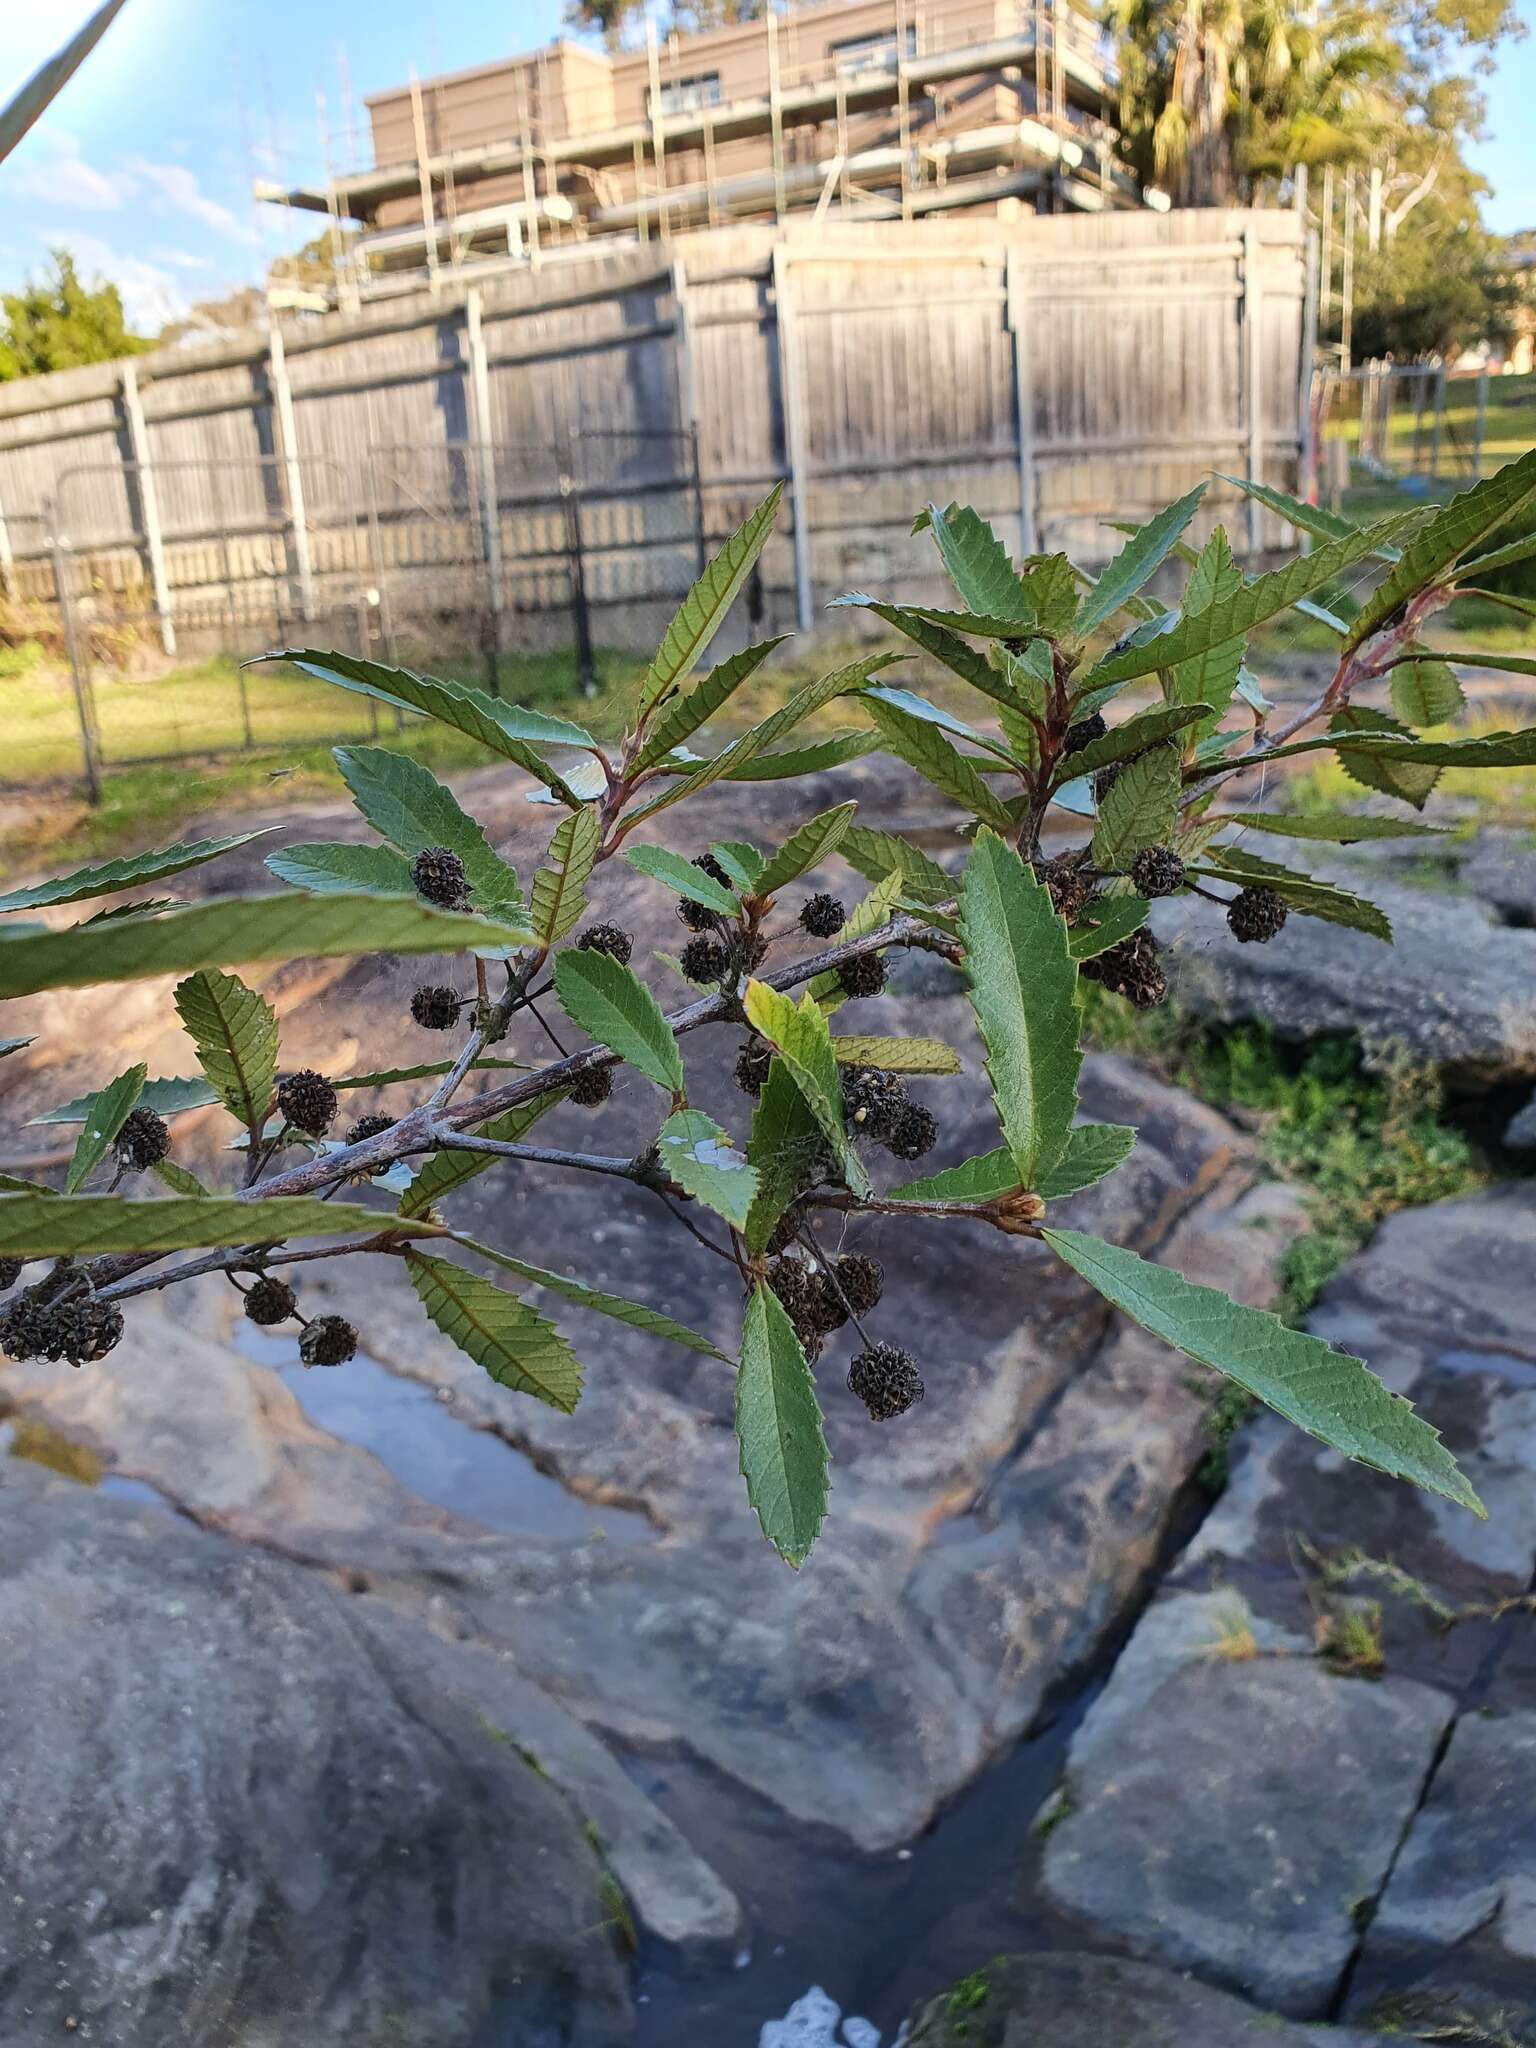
11,126 -> 124,211
47,229 -> 193,331
126,158 -> 261,245
148,245 -> 210,271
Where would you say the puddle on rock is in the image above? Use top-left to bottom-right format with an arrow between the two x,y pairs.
234,1325 -> 651,1546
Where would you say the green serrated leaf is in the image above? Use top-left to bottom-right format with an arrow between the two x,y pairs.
754,803 -> 858,898
1083,511 -> 1418,689
332,746 -> 524,916
0,831 -> 266,916
530,807 -> 601,945
265,842 -> 416,897
1043,1226 -> 1483,1514
264,650 -> 590,802
0,1193 -> 397,1257
836,599 -> 1018,708
829,1035 -> 961,1075
0,893 -> 529,997
1077,485 -> 1206,635
743,982 -> 869,1199
958,830 -> 1079,1186
1036,1122 -> 1136,1198
635,487 -> 782,717
406,1250 -> 581,1411
1213,474 -> 1404,559
709,841 -> 765,887
30,1076 -> 218,1125
1454,530 -> 1536,582
0,1037 -> 34,1060
837,826 -> 953,905
152,1158 -> 209,1196
1390,659 -> 1466,730
632,636 -> 787,771
1343,447 -> 1536,653
1220,812 -> 1446,845
885,1145 -> 1020,1205
1090,748 -> 1181,868
1068,897 -> 1151,960
65,1064 -> 147,1194
1196,848 -> 1393,942
399,1092 -> 562,1219
736,1282 -> 829,1567
623,844 -> 739,916
173,969 -> 280,1128
864,696 -> 1016,830
1058,705 -> 1206,784
657,1108 -> 759,1229
1326,705 -> 1443,810
926,501 -> 1036,621
863,685 -> 1015,762
553,951 -> 683,1096
448,1233 -> 727,1358
1167,527 -> 1245,732
719,730 -> 880,782
743,1056 -> 825,1255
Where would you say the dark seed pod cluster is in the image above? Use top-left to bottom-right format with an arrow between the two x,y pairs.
768,1255 -> 850,1353
277,1069 -> 338,1136
114,1106 -> 170,1171
1037,853 -> 1093,925
840,1065 -> 906,1142
2,1289 -> 125,1367
800,892 -> 847,938
577,922 -> 633,964
680,935 -> 730,984
834,1254 -> 884,1318
411,846 -> 470,910
300,1315 -> 358,1368
411,983 -> 461,1031
837,951 -> 887,1000
887,1101 -> 939,1161
847,1344 -> 925,1421
1081,929 -> 1168,1009
735,1039 -> 774,1097
694,852 -> 732,889
569,1064 -> 613,1108
1092,762 -> 1124,805
0,1257 -> 21,1294
1062,711 -> 1107,759
344,1113 -> 394,1155
1227,886 -> 1289,944
1129,845 -> 1186,899
244,1275 -> 298,1327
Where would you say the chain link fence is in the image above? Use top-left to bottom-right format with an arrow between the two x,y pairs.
1317,363 -> 1492,502
5,432 -> 703,795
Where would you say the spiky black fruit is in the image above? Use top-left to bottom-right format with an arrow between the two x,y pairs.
411,846 -> 469,909
277,1069 -> 338,1137
768,1256 -> 827,1354
577,922 -> 633,965
1063,712 -> 1107,758
806,1273 -> 849,1334
1082,929 -> 1168,1009
837,951 -> 887,1001
244,1275 -> 297,1326
569,1064 -> 613,1108
848,1344 -> 925,1421
300,1315 -> 357,1368
1093,762 -> 1124,805
735,1039 -> 773,1097
766,1209 -> 802,1258
887,1101 -> 939,1161
800,892 -> 847,939
1038,853 -> 1093,925
840,1065 -> 907,1142
411,983 -> 461,1032
345,1113 -> 393,1152
1130,846 -> 1186,899
114,1106 -> 169,1172
55,1296 -> 124,1365
834,1254 -> 884,1317
0,1293 -> 52,1361
1227,886 -> 1289,944
0,1257 -> 24,1294
676,895 -> 719,934
694,852 -> 732,889
680,935 -> 730,984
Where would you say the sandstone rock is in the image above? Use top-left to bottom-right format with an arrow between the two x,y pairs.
1505,1090 -> 1536,1150
903,1952 -> 1389,2046
0,1458 -> 631,2048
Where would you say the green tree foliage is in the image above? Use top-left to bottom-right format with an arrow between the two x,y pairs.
564,0 -> 645,52
8,462 -> 1536,1560
0,250 -> 147,381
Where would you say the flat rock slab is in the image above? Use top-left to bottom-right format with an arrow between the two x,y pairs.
1150,851 -> 1536,1085
903,1952 -> 1389,2046
0,1458 -> 631,2048
1040,1591 -> 1452,2018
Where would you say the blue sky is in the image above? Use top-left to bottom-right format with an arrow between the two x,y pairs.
2,0 -> 1533,330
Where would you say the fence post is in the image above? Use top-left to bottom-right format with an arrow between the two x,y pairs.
1242,226 -> 1264,554
119,361 -> 176,656
0,473 -> 14,600
267,321 -> 316,625
48,510 -> 100,804
561,471 -> 597,697
1299,227 -> 1320,512
1006,247 -> 1038,557
1429,361 -> 1447,482
772,245 -> 813,631
464,286 -> 504,653
670,257 -> 707,573
1474,365 -> 1489,478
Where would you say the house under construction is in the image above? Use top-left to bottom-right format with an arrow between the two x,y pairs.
255,0 -> 1151,302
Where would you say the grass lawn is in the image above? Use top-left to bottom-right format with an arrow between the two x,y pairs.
1325,369 -> 1536,479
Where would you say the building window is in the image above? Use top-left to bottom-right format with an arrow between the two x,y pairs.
828,25 -> 917,76
650,72 -> 723,117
